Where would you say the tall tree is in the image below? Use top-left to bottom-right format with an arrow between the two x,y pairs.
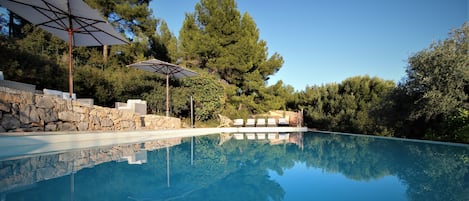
405,23 -> 468,121
179,13 -> 203,68
85,0 -> 157,63
179,0 -> 283,115
299,76 -> 394,135
399,22 -> 469,141
149,20 -> 178,62
262,80 -> 295,111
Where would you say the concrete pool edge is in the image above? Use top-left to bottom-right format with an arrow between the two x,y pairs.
0,127 -> 308,161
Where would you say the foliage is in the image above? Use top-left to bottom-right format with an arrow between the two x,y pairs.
85,0 -> 157,39
297,76 -> 395,135
1,1 -> 468,144
141,80 -> 166,114
404,23 -> 468,121
74,66 -> 157,107
263,81 -> 295,112
180,74 -> 225,121
294,23 -> 468,142
148,20 -> 178,62
379,23 -> 469,142
179,0 -> 284,114
0,26 -> 68,91
8,133 -> 469,201
447,108 -> 469,142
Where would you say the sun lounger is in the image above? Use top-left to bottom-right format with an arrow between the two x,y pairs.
267,118 -> 277,127
233,119 -> 244,127
278,118 -> 289,126
245,119 -> 256,127
256,118 -> 266,127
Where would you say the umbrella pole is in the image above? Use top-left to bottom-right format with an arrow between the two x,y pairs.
68,30 -> 73,98
166,74 -> 169,117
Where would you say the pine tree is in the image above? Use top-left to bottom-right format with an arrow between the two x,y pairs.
179,0 -> 284,114
85,0 -> 157,63
149,20 -> 178,62
179,13 -> 203,68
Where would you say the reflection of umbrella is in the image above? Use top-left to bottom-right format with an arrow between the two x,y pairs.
128,59 -> 198,117
0,0 -> 129,97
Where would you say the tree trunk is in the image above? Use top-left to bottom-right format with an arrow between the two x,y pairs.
103,45 -> 108,62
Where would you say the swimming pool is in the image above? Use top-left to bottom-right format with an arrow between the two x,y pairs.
1,131 -> 468,201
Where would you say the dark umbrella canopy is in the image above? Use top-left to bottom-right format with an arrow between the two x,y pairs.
0,0 -> 129,96
128,59 -> 198,117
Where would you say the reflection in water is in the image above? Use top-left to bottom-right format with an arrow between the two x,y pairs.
0,138 -> 181,200
0,132 -> 468,201
119,150 -> 148,165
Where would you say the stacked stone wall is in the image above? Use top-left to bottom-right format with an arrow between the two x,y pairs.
0,86 -> 180,132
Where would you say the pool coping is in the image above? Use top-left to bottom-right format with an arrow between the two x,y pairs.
0,127 -> 307,161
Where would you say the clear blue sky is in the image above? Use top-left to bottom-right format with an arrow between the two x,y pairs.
150,0 -> 468,90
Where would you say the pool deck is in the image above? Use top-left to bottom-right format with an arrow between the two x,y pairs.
0,127 -> 307,161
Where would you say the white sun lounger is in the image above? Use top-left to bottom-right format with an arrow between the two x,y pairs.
256,118 -> 266,127
267,118 -> 277,127
233,119 -> 244,127
278,118 -> 289,126
245,119 -> 256,127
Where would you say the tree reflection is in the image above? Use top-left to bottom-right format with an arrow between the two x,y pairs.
301,133 -> 391,181
301,133 -> 469,201
384,141 -> 469,201
3,132 -> 469,201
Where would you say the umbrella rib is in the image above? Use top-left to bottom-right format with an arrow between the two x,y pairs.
11,0 -> 69,29
72,19 -> 104,45
153,65 -> 171,75
74,19 -> 128,45
68,18 -> 103,32
141,64 -> 174,76
7,0 -> 127,46
40,0 -> 68,28
37,0 -> 108,26
130,59 -> 198,78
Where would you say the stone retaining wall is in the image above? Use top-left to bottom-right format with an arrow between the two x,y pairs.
0,86 -> 180,132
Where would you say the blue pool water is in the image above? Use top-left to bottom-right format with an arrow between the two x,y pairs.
1,131 -> 468,201
270,163 -> 407,201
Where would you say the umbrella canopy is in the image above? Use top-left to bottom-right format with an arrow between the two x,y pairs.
128,59 -> 198,117
0,0 -> 129,96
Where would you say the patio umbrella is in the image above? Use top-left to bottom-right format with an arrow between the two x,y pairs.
128,59 -> 198,117
0,0 -> 129,97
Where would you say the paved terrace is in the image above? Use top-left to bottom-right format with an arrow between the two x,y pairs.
0,127 -> 307,161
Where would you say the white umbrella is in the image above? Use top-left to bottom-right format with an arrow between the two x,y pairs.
0,0 -> 129,97
128,59 -> 198,117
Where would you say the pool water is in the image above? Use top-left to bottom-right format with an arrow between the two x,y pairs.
1,132 -> 468,201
